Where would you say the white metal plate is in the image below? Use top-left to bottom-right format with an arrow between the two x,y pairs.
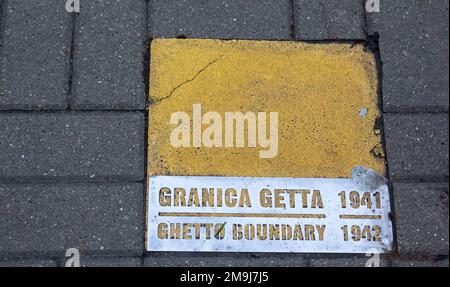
146,176 -> 393,253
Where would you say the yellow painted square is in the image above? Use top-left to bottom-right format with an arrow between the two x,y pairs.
148,39 -> 385,178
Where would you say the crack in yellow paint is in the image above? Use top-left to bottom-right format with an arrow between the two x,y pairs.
157,56 -> 223,104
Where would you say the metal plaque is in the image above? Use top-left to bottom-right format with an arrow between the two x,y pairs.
146,176 -> 393,253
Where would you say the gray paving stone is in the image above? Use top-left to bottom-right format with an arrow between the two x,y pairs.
79,257 -> 142,267
309,255 -> 389,267
150,0 -> 291,40
144,253 -> 307,267
293,0 -> 366,40
368,0 -> 449,112
0,112 -> 145,182
0,0 -> 71,110
0,183 -> 144,257
0,0 -> 3,38
384,114 -> 449,181
0,258 -> 58,267
72,0 -> 147,110
392,259 -> 449,267
393,183 -> 449,256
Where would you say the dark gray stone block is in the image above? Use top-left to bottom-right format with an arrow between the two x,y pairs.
144,253 -> 307,267
393,183 -> 449,256
0,183 -> 144,257
0,112 -> 145,182
384,114 -> 449,181
0,0 -> 71,110
0,258 -> 58,267
293,0 -> 366,40
309,256 -> 388,267
71,0 -> 147,110
150,0 -> 291,40
392,259 -> 449,267
368,0 -> 449,112
79,257 -> 142,267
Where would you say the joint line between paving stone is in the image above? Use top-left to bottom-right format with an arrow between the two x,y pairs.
67,11 -> 77,110
143,1 -> 152,107
147,0 -> 153,40
0,0 -> 5,77
289,0 -> 296,40
361,0 -> 370,39
364,30 -> 399,257
142,0 -> 151,263
0,177 -> 146,185
0,109 -> 148,114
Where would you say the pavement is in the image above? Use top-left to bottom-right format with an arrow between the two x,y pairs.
0,0 -> 448,267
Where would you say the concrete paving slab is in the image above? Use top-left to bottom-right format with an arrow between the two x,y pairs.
309,255 -> 388,267
0,183 -> 144,257
144,253 -> 307,267
150,0 -> 291,40
0,0 -> 72,110
393,183 -> 449,256
71,0 -> 147,110
368,0 -> 449,112
294,0 -> 366,40
0,258 -> 58,267
392,259 -> 449,267
78,257 -> 142,267
384,113 -> 449,181
0,112 -> 145,182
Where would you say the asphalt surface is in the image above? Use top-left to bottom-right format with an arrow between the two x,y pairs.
0,0 -> 448,267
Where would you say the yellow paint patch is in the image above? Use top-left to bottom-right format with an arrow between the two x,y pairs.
148,39 -> 385,178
